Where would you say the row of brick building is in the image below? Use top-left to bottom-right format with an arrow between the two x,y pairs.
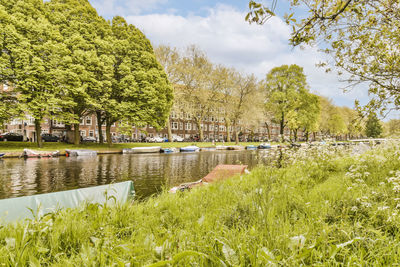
2,112 -> 298,143
0,83 -> 300,142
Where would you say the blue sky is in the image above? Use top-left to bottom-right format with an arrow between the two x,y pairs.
88,0 -> 373,111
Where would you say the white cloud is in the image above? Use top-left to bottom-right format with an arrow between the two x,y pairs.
89,0 -> 167,17
126,4 -> 368,107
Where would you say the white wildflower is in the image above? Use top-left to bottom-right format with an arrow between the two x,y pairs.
289,235 -> 306,250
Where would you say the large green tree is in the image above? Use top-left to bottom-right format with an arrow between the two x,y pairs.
247,1 -> 400,112
46,0 -> 111,145
365,112 -> 383,138
103,16 -> 173,146
287,92 -> 320,141
1,0 -> 69,147
263,64 -> 310,142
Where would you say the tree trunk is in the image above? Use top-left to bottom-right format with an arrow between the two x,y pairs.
265,122 -> 271,140
294,129 -> 298,142
166,117 -> 173,142
233,121 -> 239,145
226,119 -> 231,142
106,121 -> 112,147
305,131 -> 309,142
34,119 -> 42,148
74,123 -> 80,145
196,119 -> 203,142
280,112 -> 285,142
96,111 -> 104,144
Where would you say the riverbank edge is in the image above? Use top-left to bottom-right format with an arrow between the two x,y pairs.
0,142 -> 274,158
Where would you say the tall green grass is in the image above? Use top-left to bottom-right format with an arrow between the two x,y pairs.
1,143 -> 400,265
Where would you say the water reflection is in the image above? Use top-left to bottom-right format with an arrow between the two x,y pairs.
0,150 -> 273,200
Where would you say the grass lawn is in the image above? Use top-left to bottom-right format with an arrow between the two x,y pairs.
0,141 -> 271,153
1,142 -> 399,265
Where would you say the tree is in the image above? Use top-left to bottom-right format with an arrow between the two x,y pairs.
384,119 -> 400,137
247,1 -> 400,112
1,0 -> 70,147
154,45 -> 181,142
318,97 -> 348,140
46,0 -> 106,145
103,16 -> 173,146
174,46 -> 215,142
287,92 -> 320,141
365,112 -> 382,138
229,73 -> 260,144
263,64 -> 309,142
341,106 -> 363,140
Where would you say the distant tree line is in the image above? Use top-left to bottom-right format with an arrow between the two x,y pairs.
156,45 -> 368,143
0,0 -> 173,147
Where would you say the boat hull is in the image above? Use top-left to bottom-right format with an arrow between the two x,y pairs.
122,146 -> 161,154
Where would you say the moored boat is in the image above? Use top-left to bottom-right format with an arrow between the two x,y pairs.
122,146 -> 161,154
65,149 -> 97,157
21,149 -> 59,158
200,147 -> 216,151
246,145 -> 257,150
258,143 -> 272,149
0,181 -> 134,223
0,153 -> 5,158
161,147 -> 178,153
170,164 -> 248,193
180,146 -> 200,152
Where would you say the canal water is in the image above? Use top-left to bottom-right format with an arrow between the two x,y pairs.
0,150 -> 278,200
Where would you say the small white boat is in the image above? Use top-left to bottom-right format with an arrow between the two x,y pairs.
122,146 -> 161,154
258,143 -> 272,149
65,149 -> 97,157
215,145 -> 229,150
180,146 -> 200,152
22,149 -> 59,158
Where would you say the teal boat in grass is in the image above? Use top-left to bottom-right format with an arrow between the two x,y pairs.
0,181 -> 134,223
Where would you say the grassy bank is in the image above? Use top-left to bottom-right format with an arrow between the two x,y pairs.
0,141 -> 267,153
1,143 -> 400,265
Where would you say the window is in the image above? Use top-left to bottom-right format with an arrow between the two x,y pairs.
172,122 -> 178,130
209,124 -> 214,131
80,130 -> 86,136
219,125 -> 225,132
85,116 -> 92,125
179,122 -> 183,130
186,123 -> 191,130
171,111 -> 177,119
89,130 -> 94,137
80,118 -> 84,126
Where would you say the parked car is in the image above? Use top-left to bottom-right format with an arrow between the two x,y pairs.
172,135 -> 184,142
153,136 -> 164,143
0,132 -> 23,141
41,133 -> 60,142
82,136 -> 97,143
